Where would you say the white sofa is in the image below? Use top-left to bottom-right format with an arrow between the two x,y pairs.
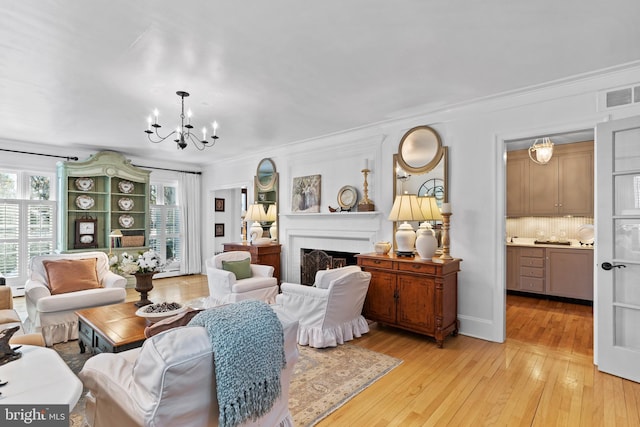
79,310 -> 299,427
205,251 -> 279,305
24,251 -> 127,346
275,265 -> 371,348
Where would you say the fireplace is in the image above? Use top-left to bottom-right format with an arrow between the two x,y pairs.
300,248 -> 358,285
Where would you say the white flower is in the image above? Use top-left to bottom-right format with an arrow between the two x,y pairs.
116,250 -> 164,274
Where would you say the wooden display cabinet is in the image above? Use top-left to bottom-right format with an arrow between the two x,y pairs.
223,242 -> 282,283
356,253 -> 461,348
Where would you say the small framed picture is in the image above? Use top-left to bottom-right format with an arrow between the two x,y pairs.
215,223 -> 225,237
215,198 -> 225,212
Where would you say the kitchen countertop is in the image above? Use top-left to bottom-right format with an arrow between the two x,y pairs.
506,237 -> 593,250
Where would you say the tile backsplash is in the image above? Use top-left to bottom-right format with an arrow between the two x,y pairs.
506,216 -> 594,240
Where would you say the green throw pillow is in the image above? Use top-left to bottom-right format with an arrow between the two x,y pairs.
222,259 -> 253,280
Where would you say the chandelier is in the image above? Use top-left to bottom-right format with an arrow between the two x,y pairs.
145,91 -> 219,151
528,137 -> 554,165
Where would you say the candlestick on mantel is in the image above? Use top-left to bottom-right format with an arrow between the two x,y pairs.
358,159 -> 375,212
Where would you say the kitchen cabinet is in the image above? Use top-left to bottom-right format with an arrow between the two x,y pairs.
507,245 -> 593,301
356,253 -> 461,348
223,242 -> 282,283
546,248 -> 593,300
507,141 -> 593,217
57,151 -> 150,253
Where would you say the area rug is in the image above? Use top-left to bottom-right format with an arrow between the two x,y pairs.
54,341 -> 401,427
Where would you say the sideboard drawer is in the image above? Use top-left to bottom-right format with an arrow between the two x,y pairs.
520,277 -> 544,292
520,266 -> 544,278
520,257 -> 544,267
359,258 -> 394,269
520,247 -> 545,258
398,262 -> 436,275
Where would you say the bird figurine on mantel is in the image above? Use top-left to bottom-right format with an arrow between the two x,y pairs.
0,326 -> 22,366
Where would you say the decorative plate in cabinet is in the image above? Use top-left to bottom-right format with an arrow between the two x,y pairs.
118,197 -> 134,211
118,180 -> 135,194
74,177 -> 94,191
118,214 -> 135,229
75,195 -> 95,210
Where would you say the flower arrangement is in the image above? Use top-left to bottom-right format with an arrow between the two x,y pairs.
113,249 -> 164,275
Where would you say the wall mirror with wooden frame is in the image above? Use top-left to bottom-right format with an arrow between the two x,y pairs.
254,158 -> 279,242
392,126 -> 448,251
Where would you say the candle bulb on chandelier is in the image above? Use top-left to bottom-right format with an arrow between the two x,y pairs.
202,127 -> 207,140
187,109 -> 192,125
147,116 -> 152,131
212,121 -> 219,137
153,109 -> 159,125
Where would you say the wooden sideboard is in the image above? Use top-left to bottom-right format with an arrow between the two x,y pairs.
356,253 -> 461,348
223,242 -> 282,283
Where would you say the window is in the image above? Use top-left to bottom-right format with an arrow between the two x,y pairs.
0,170 -> 55,289
149,182 -> 181,275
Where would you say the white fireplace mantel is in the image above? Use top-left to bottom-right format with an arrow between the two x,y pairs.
279,211 -> 384,283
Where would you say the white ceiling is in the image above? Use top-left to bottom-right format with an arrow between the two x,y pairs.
1,1 -> 639,166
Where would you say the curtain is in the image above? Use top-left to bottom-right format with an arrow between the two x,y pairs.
179,172 -> 202,274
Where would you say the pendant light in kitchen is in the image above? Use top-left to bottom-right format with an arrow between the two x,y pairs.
528,137 -> 554,165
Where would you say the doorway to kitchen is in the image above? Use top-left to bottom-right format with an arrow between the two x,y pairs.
504,129 -> 595,352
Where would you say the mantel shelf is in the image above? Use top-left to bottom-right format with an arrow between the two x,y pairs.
280,211 -> 382,218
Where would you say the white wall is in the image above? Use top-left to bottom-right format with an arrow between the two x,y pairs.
202,62 -> 640,343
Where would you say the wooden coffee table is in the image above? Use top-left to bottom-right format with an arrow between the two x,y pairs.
76,302 -> 149,354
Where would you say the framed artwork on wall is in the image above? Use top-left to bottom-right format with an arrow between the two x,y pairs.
215,223 -> 225,237
215,198 -> 225,212
291,174 -> 321,213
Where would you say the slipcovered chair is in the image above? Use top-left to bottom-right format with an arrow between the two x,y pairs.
0,284 -> 45,346
275,265 -> 372,348
24,251 -> 127,346
205,251 -> 278,305
79,307 -> 299,427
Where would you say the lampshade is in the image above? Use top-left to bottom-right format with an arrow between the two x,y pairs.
418,197 -> 443,221
388,193 -> 424,222
528,137 -> 554,165
245,204 -> 268,222
266,204 -> 277,222
109,229 -> 123,238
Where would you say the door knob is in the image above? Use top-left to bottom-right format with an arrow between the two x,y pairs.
602,262 -> 627,271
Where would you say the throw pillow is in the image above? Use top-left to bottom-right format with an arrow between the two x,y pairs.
144,308 -> 204,338
222,259 -> 253,280
43,258 -> 101,295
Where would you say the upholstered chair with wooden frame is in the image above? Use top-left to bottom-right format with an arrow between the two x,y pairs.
0,284 -> 45,346
205,251 -> 278,305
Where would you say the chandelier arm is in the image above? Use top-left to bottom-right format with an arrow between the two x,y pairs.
146,127 -> 177,144
186,133 -> 215,151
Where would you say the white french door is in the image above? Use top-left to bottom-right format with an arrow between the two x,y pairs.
596,115 -> 640,383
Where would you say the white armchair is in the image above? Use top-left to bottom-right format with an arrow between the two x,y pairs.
275,265 -> 371,348
205,251 -> 278,305
79,311 -> 299,427
24,251 -> 126,346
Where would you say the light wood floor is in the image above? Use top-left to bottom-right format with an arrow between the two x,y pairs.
13,276 -> 640,426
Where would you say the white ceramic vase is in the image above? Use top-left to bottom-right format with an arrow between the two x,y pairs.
415,224 -> 437,260
249,221 -> 264,243
395,222 -> 416,254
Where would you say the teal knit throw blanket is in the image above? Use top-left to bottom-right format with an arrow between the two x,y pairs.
188,300 -> 286,427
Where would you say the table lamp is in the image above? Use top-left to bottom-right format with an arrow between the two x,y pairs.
415,197 -> 442,260
266,204 -> 277,240
388,193 -> 424,256
245,204 -> 271,245
109,229 -> 123,256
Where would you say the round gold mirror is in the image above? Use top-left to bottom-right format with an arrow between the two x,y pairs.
256,158 -> 277,191
397,126 -> 443,174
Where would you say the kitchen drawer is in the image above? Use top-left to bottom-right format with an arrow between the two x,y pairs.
398,262 -> 436,275
520,247 -> 545,258
520,266 -> 544,278
520,277 -> 544,293
520,257 -> 544,268
359,257 -> 394,270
